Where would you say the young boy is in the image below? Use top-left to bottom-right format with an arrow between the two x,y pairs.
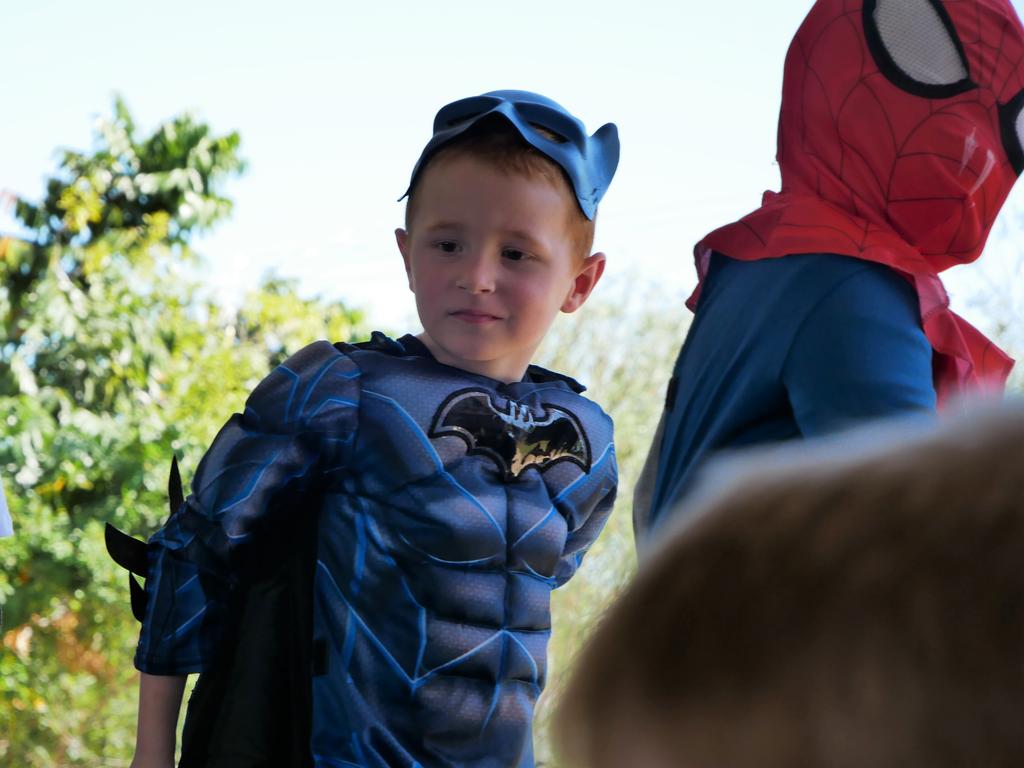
635,0 -> 1024,537
557,403 -> 1024,768
115,90 -> 620,768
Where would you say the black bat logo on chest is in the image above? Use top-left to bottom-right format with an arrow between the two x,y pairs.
429,389 -> 591,480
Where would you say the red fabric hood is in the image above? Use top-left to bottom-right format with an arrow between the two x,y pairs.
694,0 -> 1024,405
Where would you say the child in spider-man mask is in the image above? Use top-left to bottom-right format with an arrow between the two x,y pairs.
636,0 -> 1024,536
113,91 -> 620,768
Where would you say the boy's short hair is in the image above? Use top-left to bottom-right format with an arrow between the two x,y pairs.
404,119 -> 596,259
556,404 -> 1024,768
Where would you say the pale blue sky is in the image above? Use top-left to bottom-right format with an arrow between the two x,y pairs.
3,0 -> 1023,331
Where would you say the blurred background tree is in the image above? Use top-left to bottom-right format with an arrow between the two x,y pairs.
0,101 -> 365,765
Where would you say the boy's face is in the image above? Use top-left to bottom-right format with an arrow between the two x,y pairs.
396,154 -> 605,382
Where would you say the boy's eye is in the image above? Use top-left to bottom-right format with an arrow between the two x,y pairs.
434,241 -> 459,253
502,248 -> 530,262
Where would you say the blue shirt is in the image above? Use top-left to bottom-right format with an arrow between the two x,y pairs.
647,252 -> 936,532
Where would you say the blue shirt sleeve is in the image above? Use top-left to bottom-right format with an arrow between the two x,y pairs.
135,341 -> 361,675
783,263 -> 937,436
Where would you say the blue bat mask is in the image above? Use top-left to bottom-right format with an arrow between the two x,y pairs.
404,89 -> 619,220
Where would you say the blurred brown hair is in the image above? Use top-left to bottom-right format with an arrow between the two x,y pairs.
556,404 -> 1024,768
404,118 -> 596,259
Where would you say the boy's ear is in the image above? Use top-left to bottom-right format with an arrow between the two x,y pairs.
395,228 -> 413,290
561,252 -> 606,314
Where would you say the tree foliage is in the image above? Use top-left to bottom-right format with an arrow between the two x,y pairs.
0,101 -> 365,765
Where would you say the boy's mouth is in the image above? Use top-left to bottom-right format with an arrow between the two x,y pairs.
450,309 -> 503,324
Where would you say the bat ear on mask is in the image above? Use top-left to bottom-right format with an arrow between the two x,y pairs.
588,123 -> 620,205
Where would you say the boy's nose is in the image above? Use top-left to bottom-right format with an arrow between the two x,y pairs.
455,256 -> 496,294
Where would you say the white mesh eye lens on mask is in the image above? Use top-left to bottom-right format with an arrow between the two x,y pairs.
875,0 -> 968,85
864,0 -> 974,97
1016,108 -> 1024,156
999,90 -> 1024,175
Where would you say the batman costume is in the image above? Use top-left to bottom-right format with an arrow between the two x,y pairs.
110,332 -> 617,767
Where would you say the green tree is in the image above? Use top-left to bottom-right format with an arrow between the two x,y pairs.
0,101 -> 365,766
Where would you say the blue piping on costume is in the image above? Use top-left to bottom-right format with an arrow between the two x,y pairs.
363,390 -> 506,541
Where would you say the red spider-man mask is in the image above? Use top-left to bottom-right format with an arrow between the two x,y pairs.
696,0 -> 1024,403
781,0 -> 1024,268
